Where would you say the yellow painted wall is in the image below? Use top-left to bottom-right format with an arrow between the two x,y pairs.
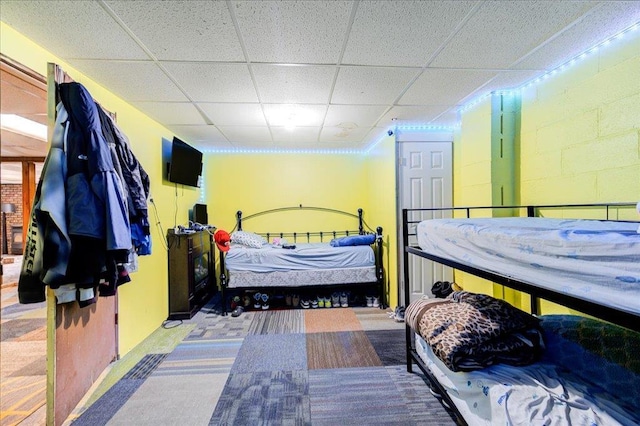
520,31 -> 640,206
1,23 -> 201,355
365,135 -> 398,308
453,98 -> 496,295
205,153 -> 370,232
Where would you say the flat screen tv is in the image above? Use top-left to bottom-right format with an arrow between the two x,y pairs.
168,136 -> 203,188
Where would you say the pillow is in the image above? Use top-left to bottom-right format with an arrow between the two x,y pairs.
330,233 -> 376,247
231,231 -> 268,248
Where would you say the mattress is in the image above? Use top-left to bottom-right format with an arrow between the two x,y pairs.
225,242 -> 377,288
414,315 -> 640,425
416,218 -> 640,316
225,242 -> 375,272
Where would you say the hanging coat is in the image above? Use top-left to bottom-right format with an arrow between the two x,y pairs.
58,82 -> 131,287
18,102 -> 71,303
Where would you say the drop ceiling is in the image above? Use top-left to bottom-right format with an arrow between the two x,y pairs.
1,0 -> 639,157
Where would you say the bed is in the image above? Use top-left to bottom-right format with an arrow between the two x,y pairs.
402,202 -> 640,425
218,206 -> 384,315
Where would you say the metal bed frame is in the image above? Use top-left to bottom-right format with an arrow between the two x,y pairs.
401,202 -> 639,425
218,206 -> 384,315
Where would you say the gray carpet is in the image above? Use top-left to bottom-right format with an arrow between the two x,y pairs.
71,354 -> 167,425
366,329 -> 407,366
70,308 -> 457,425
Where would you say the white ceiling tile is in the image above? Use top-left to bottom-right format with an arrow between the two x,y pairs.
217,126 -> 273,145
167,125 -> 230,148
271,126 -> 321,144
343,1 -> 477,67
197,103 -> 267,126
430,1 -> 600,69
379,105 -> 452,127
332,67 -> 419,104
132,102 -> 206,125
319,125 -> 371,143
67,60 -> 188,102
262,104 -> 327,127
400,69 -> 499,106
2,0 -> 638,152
162,62 -> 258,102
252,64 -> 336,104
324,105 -> 388,128
514,2 -> 640,71
105,0 -> 244,61
479,70 -> 542,94
234,1 -> 353,64
0,0 -> 148,60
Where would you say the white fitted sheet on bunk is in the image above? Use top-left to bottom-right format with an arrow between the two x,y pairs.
414,333 -> 639,426
416,218 -> 640,316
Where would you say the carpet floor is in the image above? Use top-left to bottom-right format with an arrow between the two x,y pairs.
1,266 -> 47,426
68,299 -> 457,425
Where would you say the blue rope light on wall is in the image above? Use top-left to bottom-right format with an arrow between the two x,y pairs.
459,21 -> 640,113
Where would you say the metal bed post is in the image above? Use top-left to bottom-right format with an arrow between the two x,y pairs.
219,247 -> 228,315
402,209 -> 414,373
236,210 -> 243,231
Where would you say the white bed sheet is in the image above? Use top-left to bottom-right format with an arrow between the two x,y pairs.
416,218 -> 640,316
225,242 -> 375,272
414,334 -> 639,426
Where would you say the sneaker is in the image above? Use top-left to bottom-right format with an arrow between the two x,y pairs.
339,292 -> 349,307
372,297 -> 380,308
292,294 -> 300,308
231,295 -> 240,310
243,294 -> 252,308
285,294 -> 292,306
317,296 -> 325,308
253,292 -> 262,309
395,306 -> 405,322
231,306 -> 244,317
261,293 -> 270,310
301,299 -> 310,309
366,296 -> 374,307
331,293 -> 340,308
311,299 -> 319,309
324,296 -> 332,308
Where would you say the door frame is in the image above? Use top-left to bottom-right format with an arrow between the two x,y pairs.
395,130 -> 454,305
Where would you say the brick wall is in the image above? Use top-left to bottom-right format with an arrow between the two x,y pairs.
1,184 -> 23,255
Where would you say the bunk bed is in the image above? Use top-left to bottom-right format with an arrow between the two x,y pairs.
218,206 -> 384,315
402,202 -> 640,426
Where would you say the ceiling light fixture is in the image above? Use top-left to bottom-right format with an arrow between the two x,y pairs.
0,114 -> 47,141
265,105 -> 316,129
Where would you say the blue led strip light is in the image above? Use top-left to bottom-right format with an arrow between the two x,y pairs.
459,21 -> 640,114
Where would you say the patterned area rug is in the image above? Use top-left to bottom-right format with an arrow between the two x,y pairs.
69,307 -> 456,425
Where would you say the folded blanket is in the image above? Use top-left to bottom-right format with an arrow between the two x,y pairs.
408,291 -> 545,372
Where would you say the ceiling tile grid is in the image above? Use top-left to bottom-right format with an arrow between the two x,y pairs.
1,0 -> 639,155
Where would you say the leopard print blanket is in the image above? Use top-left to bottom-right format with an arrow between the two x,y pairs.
406,291 -> 544,372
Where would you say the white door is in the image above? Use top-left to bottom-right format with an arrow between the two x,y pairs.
397,139 -> 453,304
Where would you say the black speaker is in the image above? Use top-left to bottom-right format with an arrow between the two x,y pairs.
192,203 -> 208,225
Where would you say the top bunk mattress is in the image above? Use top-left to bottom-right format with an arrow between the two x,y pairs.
225,242 -> 375,272
416,217 -> 640,316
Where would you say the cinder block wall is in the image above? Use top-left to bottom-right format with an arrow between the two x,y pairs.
520,33 -> 640,205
